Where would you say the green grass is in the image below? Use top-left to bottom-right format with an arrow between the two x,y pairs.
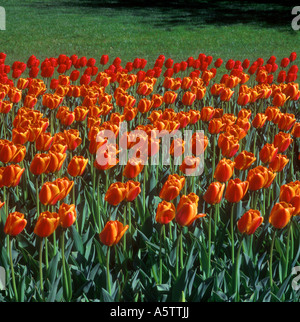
1,0 -> 300,67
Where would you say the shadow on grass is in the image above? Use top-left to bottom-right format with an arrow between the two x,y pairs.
45,0 -> 298,29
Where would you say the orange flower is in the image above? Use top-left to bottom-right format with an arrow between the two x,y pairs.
203,181 -> 225,205
67,156 -> 89,177
247,166 -> 276,191
34,211 -> 60,238
39,178 -> 73,206
259,143 -> 278,164
159,174 -> 185,201
45,152 -> 67,174
277,113 -> 296,131
125,180 -> 141,202
4,212 -> 27,237
104,182 -> 127,206
273,132 -> 293,153
291,122 -> 300,138
279,181 -> 300,203
179,156 -> 201,175
12,128 -> 30,145
290,195 -> 300,216
214,158 -> 235,182
200,106 -> 215,122
123,157 -> 144,179
155,200 -> 176,224
99,220 -> 129,246
170,138 -> 185,157
208,118 -> 225,134
224,178 -> 249,203
58,203 -> 77,229
269,154 -> 289,172
218,132 -> 240,158
252,113 -> 268,129
36,132 -> 53,151
175,193 -> 206,227
182,91 -> 196,106
0,164 -> 25,188
190,132 -> 208,156
269,202 -> 295,229
237,209 -> 263,235
234,150 -> 256,171
163,91 -> 177,105
30,153 -> 51,176
272,92 -> 287,107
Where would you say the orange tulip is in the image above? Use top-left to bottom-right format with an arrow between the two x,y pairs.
4,212 -> 27,237
247,165 -> 276,191
200,106 -> 215,122
175,193 -> 206,227
46,152 -> 67,174
203,181 -> 225,205
30,153 -> 51,176
277,113 -> 296,131
214,158 -> 235,182
190,132 -> 208,156
99,220 -> 129,246
273,132 -> 293,153
36,132 -> 53,151
208,118 -> 225,134
237,209 -> 263,235
279,181 -> 300,203
105,182 -> 127,206
0,164 -> 25,188
218,132 -> 240,158
34,211 -> 60,238
58,203 -> 77,229
259,143 -> 278,164
155,200 -> 176,224
159,174 -> 185,201
67,156 -> 89,177
291,122 -> 300,138
269,202 -> 295,229
252,113 -> 268,129
225,178 -> 249,203
163,91 -> 177,105
123,157 -> 144,179
12,128 -> 30,145
269,154 -> 289,172
182,91 -> 196,106
125,180 -> 141,202
179,156 -> 201,175
290,195 -> 300,216
234,150 -> 256,171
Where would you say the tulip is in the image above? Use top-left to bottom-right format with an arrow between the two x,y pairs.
30,153 -> 51,176
123,157 -> 144,179
179,156 -> 201,176
273,132 -> 293,153
252,113 -> 268,129
247,165 -> 276,191
175,193 -> 206,227
125,180 -> 141,202
58,203 -> 76,229
159,174 -> 185,201
234,150 -> 256,171
104,182 -> 127,206
218,132 -> 240,158
34,211 -> 60,238
155,200 -> 176,224
200,106 -> 215,122
259,143 -> 278,164
237,209 -> 263,235
4,212 -> 27,237
269,202 -> 295,229
203,182 -> 225,205
279,181 -> 300,203
67,155 -> 89,177
277,113 -> 296,131
99,220 -> 129,246
225,178 -> 249,203
0,164 -> 25,188
214,158 -> 235,182
269,154 -> 289,172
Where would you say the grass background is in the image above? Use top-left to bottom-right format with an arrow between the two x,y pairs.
1,0 -> 300,68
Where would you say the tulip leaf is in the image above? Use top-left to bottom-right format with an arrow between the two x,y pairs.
71,225 -> 84,255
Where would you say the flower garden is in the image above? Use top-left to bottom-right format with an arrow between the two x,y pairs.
0,51 -> 299,302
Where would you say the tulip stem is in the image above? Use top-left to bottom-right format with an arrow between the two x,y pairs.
60,231 -> 70,301
8,236 -> 18,302
269,229 -> 276,290
284,219 -> 292,280
231,203 -> 235,265
233,235 -> 244,302
159,225 -> 165,284
208,207 -> 212,277
106,247 -> 112,295
39,238 -> 45,301
36,177 -> 40,219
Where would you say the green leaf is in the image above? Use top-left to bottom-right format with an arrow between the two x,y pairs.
71,225 -> 84,255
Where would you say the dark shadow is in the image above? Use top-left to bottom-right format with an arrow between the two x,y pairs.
32,0 -> 298,29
